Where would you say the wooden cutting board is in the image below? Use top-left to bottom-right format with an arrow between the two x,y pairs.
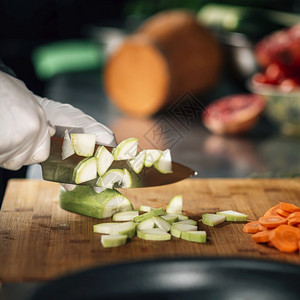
1,178 -> 300,283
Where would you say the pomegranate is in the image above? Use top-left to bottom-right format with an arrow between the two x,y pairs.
202,94 -> 265,135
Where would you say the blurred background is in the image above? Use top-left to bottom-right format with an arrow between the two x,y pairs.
2,0 -> 300,201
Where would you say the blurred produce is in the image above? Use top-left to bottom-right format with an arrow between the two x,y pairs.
202,94 -> 265,135
254,24 -> 300,91
104,10 -> 222,117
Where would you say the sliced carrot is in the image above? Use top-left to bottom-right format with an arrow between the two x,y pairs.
275,208 -> 290,218
269,225 -> 300,253
287,212 -> 300,220
264,204 -> 280,217
279,202 -> 300,213
287,217 -> 300,226
258,224 -> 269,231
243,221 -> 261,234
296,224 -> 300,229
251,230 -> 271,243
259,215 -> 287,228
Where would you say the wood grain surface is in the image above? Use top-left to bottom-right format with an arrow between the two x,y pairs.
1,178 -> 300,283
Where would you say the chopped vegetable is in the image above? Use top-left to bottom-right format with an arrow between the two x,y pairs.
275,208 -> 290,218
161,214 -> 179,223
112,210 -> 139,221
181,231 -> 206,243
152,216 -> 171,232
113,137 -> 138,160
172,219 -> 197,226
97,168 -> 132,189
170,223 -> 197,238
138,205 -> 153,212
70,133 -> 95,157
154,149 -> 173,174
251,230 -> 271,243
242,220 -> 261,234
216,210 -> 248,222
137,228 -> 171,241
133,207 -> 165,223
166,195 -> 182,214
264,204 -> 281,217
202,213 -> 225,227
72,157 -> 97,184
93,222 -> 119,234
59,186 -> 133,219
101,234 -> 127,248
62,129 -> 75,160
144,149 -> 162,167
95,145 -> 114,176
109,221 -> 136,238
165,213 -> 188,221
279,202 -> 300,213
136,218 -> 155,231
129,150 -> 146,173
258,215 -> 287,228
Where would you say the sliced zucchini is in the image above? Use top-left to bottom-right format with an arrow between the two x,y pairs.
138,205 -> 153,213
129,150 -> 146,174
172,219 -> 197,226
152,216 -> 171,232
59,186 -> 133,219
73,157 -> 97,184
170,223 -> 197,238
70,133 -> 96,157
144,149 -> 163,167
136,218 -> 155,231
216,210 -> 248,222
95,145 -> 114,176
202,213 -> 226,227
62,129 -> 75,160
113,137 -> 138,160
109,221 -> 136,238
112,210 -> 139,221
137,228 -> 171,241
93,222 -> 119,234
181,231 -> 206,243
154,149 -> 173,174
97,168 -> 132,189
101,234 -> 127,248
166,195 -> 183,214
165,213 -> 188,221
134,207 -> 165,223
161,214 -> 179,224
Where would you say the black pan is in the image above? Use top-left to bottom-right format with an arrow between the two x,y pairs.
31,257 -> 300,300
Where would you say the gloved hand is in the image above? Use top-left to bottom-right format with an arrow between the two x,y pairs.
0,71 -> 54,170
35,96 -> 117,147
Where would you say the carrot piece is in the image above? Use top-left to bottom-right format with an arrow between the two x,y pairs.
279,202 -> 300,213
275,208 -> 290,218
259,215 -> 287,228
251,230 -> 271,243
243,221 -> 261,234
264,204 -> 280,217
269,225 -> 300,253
287,217 -> 300,226
297,224 -> 300,229
287,212 -> 300,220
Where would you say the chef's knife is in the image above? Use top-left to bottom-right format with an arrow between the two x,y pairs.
41,136 -> 196,188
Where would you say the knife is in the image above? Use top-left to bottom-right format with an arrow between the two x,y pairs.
41,136 -> 196,188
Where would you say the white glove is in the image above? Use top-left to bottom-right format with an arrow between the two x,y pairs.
35,96 -> 116,147
0,71 -> 54,170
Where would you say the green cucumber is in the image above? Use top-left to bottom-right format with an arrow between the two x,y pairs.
73,157 -> 97,184
202,213 -> 225,227
61,129 -> 75,160
129,150 -> 146,173
166,195 -> 183,214
181,231 -> 206,243
161,214 -> 179,223
109,221 -> 136,238
97,168 -> 132,189
93,222 -> 119,234
152,216 -> 171,232
136,218 -> 155,231
138,205 -> 153,212
170,223 -> 197,238
144,149 -> 162,167
95,145 -> 114,176
154,149 -> 173,174
216,210 -> 248,222
70,133 -> 95,157
172,219 -> 197,226
113,137 -> 138,160
165,213 -> 188,221
101,234 -> 127,248
133,207 -> 165,223
59,186 -> 133,219
137,228 -> 171,241
112,210 -> 139,221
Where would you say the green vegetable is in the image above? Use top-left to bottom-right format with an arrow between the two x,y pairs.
202,213 -> 226,227
133,207 -> 165,223
170,223 -> 197,238
216,210 -> 248,222
137,228 -> 171,241
166,195 -> 183,214
112,210 -> 139,221
181,231 -> 206,243
101,234 -> 127,248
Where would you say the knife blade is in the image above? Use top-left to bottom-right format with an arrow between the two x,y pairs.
41,136 -> 196,188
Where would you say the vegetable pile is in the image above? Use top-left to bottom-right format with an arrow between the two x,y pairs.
94,194 -> 248,248
62,132 -> 172,188
243,202 -> 300,253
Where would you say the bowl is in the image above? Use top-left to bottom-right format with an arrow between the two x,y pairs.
248,78 -> 300,136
